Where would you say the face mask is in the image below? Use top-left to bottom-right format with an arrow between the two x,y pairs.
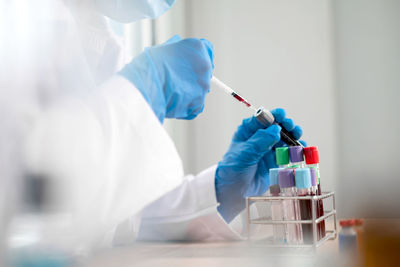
94,0 -> 176,23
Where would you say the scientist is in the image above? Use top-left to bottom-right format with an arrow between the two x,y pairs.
10,0 -> 303,249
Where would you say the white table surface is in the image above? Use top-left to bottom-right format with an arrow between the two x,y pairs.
86,234 -> 339,267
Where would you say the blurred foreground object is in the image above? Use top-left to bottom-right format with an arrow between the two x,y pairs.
7,174 -> 81,266
338,219 -> 357,256
361,219 -> 400,267
1,0 -> 184,262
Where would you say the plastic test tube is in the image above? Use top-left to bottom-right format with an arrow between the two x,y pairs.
295,168 -> 314,244
339,219 -> 357,254
309,168 -> 318,196
304,146 -> 321,193
255,107 -> 302,147
276,147 -> 290,168
289,146 -> 305,168
304,146 -> 325,239
279,169 -> 302,244
269,168 -> 285,244
309,168 -> 319,238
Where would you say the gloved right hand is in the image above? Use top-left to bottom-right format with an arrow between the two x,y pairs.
119,35 -> 214,123
214,108 -> 303,223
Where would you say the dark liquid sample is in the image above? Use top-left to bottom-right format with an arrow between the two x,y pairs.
269,184 -> 280,196
317,184 -> 326,239
298,193 -> 314,244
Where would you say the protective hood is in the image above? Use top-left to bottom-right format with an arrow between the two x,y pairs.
94,0 -> 176,23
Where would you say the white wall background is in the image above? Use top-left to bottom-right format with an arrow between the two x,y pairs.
150,0 -> 400,218
334,0 -> 400,217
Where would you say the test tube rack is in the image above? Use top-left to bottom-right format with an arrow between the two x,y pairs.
246,191 -> 337,249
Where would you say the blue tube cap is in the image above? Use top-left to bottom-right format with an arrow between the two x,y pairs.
295,168 -> 312,189
269,168 -> 283,185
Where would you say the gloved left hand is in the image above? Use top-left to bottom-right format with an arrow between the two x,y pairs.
215,108 -> 304,223
119,35 -> 214,123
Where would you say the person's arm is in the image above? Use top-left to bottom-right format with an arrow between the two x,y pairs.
136,110 -> 304,242
137,166 -> 243,241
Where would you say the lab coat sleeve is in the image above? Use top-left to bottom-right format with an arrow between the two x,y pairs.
137,165 -> 247,241
25,75 -> 184,249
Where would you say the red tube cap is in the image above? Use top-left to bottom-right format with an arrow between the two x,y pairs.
304,146 -> 320,164
340,219 -> 355,227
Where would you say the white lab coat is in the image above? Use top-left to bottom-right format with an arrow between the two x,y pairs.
20,1 -> 243,250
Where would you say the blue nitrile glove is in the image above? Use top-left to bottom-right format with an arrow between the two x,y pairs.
215,108 -> 304,223
119,35 -> 214,123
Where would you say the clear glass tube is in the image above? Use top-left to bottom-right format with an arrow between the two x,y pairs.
297,188 -> 314,244
269,185 -> 285,244
281,187 -> 302,244
306,163 -> 325,239
307,164 -> 320,189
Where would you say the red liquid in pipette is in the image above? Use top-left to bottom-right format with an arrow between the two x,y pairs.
232,92 -> 251,107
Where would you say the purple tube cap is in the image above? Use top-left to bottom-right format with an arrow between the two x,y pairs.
289,146 -> 304,163
278,169 -> 295,188
310,168 -> 317,186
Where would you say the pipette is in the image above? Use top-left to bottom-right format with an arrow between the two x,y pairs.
211,76 -> 257,111
211,76 -> 303,147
